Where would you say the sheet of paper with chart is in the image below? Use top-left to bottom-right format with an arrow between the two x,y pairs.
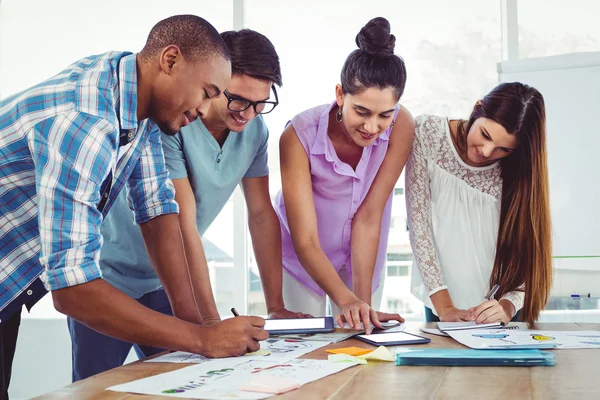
447,329 -> 600,349
108,358 -> 360,399
146,339 -> 329,364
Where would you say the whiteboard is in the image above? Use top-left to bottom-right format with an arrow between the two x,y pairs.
498,52 -> 600,269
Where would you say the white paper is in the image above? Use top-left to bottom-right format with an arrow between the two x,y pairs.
447,329 -> 600,349
420,328 -> 450,337
382,323 -> 407,333
146,352 -> 212,364
357,331 -> 424,344
437,321 -> 503,331
108,358 -> 359,399
146,339 -> 329,364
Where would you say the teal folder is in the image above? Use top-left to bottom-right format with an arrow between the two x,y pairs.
395,348 -> 555,366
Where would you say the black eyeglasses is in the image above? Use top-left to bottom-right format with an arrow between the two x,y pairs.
223,85 -> 279,115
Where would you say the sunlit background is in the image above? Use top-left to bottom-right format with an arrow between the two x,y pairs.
1,1 -> 599,398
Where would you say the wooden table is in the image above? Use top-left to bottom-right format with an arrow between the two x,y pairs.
36,323 -> 600,399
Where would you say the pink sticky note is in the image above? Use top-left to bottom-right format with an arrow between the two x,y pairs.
240,375 -> 301,394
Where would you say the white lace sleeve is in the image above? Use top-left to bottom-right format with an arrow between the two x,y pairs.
405,122 -> 447,295
501,285 -> 525,316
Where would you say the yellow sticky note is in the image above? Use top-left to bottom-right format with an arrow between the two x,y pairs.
328,354 -> 368,364
246,349 -> 271,356
357,346 -> 395,362
326,347 -> 373,356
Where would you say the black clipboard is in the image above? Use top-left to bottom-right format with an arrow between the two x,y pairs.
356,331 -> 431,346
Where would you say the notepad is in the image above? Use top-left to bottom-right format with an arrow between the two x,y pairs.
394,348 -> 556,367
326,347 -> 373,356
239,375 -> 300,394
327,346 -> 396,363
437,321 -> 505,331
420,327 -> 450,337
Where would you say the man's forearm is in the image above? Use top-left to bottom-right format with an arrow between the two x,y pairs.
53,279 -> 203,352
140,213 -> 201,323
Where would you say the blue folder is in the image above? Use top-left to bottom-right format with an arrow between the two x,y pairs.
395,348 -> 555,366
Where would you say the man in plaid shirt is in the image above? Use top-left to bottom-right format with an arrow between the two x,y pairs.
0,14 -> 267,396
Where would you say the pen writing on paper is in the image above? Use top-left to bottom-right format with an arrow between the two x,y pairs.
231,307 -> 240,317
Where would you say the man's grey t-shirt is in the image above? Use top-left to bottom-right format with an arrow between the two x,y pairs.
99,116 -> 269,298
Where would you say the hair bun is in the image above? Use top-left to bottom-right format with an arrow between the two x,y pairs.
355,17 -> 396,57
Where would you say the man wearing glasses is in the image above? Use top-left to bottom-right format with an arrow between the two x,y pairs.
67,29 -> 308,381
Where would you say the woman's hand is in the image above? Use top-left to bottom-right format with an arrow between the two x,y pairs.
469,299 -> 514,325
335,298 -> 383,334
268,306 -> 313,319
438,306 -> 473,322
376,311 -> 404,323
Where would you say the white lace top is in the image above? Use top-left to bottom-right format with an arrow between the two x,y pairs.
405,115 -> 524,316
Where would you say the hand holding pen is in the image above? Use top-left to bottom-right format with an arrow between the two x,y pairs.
468,283 -> 513,325
190,308 -> 267,358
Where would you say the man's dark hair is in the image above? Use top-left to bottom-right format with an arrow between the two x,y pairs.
220,29 -> 282,86
139,15 -> 230,62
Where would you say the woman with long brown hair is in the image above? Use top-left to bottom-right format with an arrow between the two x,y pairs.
406,82 -> 552,325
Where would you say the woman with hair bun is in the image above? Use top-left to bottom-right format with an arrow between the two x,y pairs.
406,82 -> 552,326
274,17 -> 414,333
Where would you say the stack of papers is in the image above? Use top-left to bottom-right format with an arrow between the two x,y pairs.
437,321 -> 505,331
420,328 -> 449,337
395,348 -> 556,366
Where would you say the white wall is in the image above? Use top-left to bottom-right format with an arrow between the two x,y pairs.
9,313 -> 137,399
499,52 -> 600,296
9,318 -> 71,399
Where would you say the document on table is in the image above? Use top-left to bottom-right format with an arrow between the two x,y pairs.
446,329 -> 600,349
146,339 -> 329,364
437,321 -> 504,331
108,358 -> 360,399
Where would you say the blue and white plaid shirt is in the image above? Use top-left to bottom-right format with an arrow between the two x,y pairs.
0,51 -> 178,320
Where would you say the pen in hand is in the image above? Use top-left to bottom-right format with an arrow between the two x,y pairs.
486,284 -> 500,301
231,307 -> 268,335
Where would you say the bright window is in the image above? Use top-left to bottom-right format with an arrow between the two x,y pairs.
517,0 -> 600,58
